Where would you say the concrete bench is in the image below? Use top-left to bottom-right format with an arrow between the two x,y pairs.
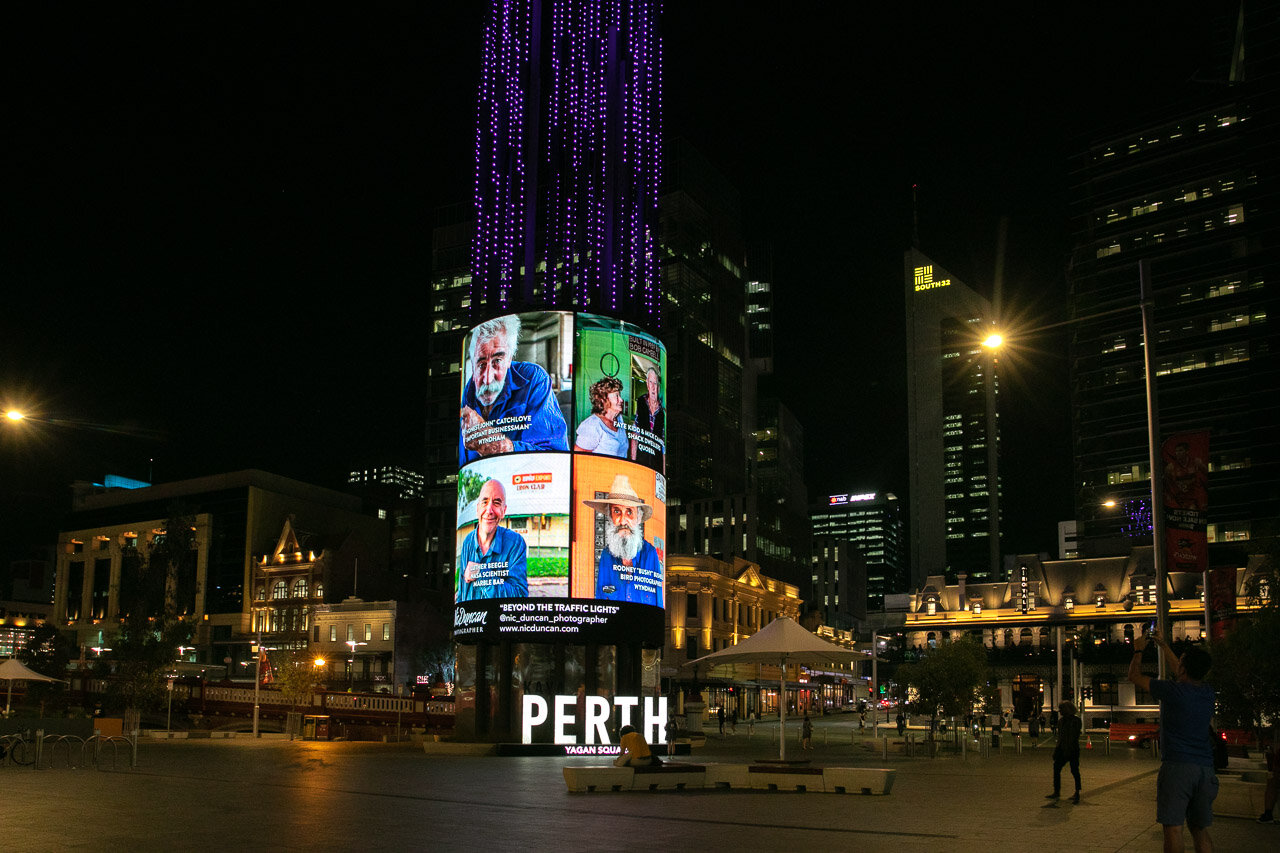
823,767 -> 896,795
562,766 -> 634,793
705,763 -> 752,789
747,764 -> 826,792
631,763 -> 707,791
1215,777 -> 1268,818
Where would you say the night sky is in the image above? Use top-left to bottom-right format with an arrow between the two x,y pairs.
4,3 -> 1233,563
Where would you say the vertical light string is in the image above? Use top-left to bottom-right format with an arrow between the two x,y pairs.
473,0 -> 660,328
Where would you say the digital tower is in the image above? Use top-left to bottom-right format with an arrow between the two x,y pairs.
452,0 -> 666,744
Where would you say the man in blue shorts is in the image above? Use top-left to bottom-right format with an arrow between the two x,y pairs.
1129,631 -> 1217,853
459,314 -> 570,465
457,479 -> 528,601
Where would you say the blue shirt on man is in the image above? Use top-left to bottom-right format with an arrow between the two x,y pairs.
459,361 -> 570,465
596,539 -> 663,606
1149,678 -> 1216,766
457,525 -> 529,601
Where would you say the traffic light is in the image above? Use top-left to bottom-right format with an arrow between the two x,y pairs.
879,683 -> 887,695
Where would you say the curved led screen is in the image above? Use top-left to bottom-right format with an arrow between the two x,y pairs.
454,311 -> 666,645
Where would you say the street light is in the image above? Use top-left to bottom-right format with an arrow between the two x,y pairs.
4,410 -> 24,422
983,259 -> 1168,678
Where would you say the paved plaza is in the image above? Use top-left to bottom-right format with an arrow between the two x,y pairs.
6,717 -> 1274,852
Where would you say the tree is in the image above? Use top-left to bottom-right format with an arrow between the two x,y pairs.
1210,549 -> 1280,742
897,636 -> 989,733
271,649 -> 322,711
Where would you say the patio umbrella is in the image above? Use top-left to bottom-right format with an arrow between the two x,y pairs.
0,657 -> 63,715
683,617 -> 866,761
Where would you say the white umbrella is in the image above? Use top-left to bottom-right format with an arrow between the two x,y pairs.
0,657 -> 63,715
683,617 -> 866,761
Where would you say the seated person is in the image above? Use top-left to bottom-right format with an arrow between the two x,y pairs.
614,724 -> 659,767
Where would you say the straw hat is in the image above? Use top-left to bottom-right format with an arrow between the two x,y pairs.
582,473 -> 653,521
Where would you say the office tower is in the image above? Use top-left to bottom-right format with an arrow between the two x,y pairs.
810,491 -> 905,612
424,205 -> 474,593
905,247 -> 1001,588
660,139 -> 750,507
1067,5 -> 1279,554
809,534 -> 866,628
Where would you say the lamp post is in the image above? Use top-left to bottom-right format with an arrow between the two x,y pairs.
252,631 -> 261,738
984,258 -> 1168,678
871,634 -> 891,719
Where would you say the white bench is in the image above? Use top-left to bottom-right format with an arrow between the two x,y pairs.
746,765 -> 827,792
630,764 -> 707,791
562,763 -> 898,796
823,767 -> 896,795
562,766 -> 634,793
705,763 -> 752,789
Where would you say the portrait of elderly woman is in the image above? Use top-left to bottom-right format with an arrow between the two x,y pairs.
574,376 -> 628,458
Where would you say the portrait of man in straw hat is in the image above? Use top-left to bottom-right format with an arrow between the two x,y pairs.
583,473 -> 664,607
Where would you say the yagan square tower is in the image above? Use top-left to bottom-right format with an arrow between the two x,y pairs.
452,0 -> 666,747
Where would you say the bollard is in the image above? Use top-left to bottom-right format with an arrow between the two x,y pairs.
131,730 -> 139,769
35,729 -> 45,769
961,733 -> 967,759
1015,734 -> 1022,755
882,735 -> 889,761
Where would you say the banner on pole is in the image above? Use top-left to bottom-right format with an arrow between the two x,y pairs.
1162,430 -> 1209,574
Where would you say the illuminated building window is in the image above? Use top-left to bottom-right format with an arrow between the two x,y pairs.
329,625 -> 337,642
272,581 -> 287,600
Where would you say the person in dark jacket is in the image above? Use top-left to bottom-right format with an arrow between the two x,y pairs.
1047,701 -> 1083,803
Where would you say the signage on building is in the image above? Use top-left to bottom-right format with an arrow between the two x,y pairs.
913,265 -> 952,292
521,694 -> 668,748
454,311 -> 668,647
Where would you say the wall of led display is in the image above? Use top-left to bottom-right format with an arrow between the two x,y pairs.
455,310 -> 667,646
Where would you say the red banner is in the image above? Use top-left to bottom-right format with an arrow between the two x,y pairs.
1162,431 -> 1209,573
1207,565 -> 1237,641
258,648 -> 274,685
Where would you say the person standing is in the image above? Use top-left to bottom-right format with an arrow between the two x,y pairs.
896,711 -> 906,736
801,714 -> 813,750
717,705 -> 725,734
1046,701 -> 1083,803
1129,632 -> 1218,853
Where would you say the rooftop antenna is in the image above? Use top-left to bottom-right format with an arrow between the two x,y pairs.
911,183 -> 920,248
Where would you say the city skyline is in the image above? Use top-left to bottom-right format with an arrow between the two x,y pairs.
4,4 -> 1243,564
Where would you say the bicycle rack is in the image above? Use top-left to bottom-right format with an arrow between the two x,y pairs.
37,734 -> 87,770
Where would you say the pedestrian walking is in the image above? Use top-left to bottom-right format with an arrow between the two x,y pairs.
729,708 -> 737,734
717,705 -> 725,734
1050,708 -> 1059,735
1046,701 -> 1082,804
1129,631 -> 1218,853
896,711 -> 906,736
801,714 -> 813,750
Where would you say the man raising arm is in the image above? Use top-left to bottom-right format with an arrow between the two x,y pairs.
1129,631 -> 1218,853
